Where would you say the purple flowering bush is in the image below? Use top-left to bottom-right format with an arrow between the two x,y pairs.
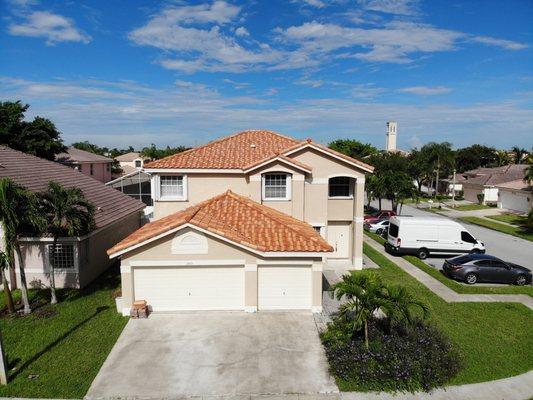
321,317 -> 462,392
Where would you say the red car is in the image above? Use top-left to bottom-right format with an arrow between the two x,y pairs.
364,210 -> 396,223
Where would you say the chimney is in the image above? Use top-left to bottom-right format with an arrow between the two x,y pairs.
386,121 -> 397,152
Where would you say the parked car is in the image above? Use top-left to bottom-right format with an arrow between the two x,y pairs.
380,227 -> 389,240
364,210 -> 396,223
386,216 -> 485,259
364,219 -> 390,235
443,254 -> 531,285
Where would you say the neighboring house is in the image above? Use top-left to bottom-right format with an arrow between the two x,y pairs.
0,146 -> 145,289
497,180 -> 532,214
108,190 -> 333,315
56,146 -> 113,183
115,152 -> 151,176
456,165 -> 528,204
107,130 -> 373,314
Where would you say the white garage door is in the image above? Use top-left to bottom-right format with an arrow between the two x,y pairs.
501,191 -> 530,213
133,266 -> 244,311
258,266 -> 312,310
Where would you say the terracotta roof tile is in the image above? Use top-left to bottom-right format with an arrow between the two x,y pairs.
144,130 -> 373,172
108,190 -> 333,255
0,146 -> 145,230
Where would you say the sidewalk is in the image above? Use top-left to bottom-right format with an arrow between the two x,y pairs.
363,236 -> 533,310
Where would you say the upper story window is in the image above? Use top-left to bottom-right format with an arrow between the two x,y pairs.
262,173 -> 291,201
329,177 -> 352,198
135,159 -> 142,168
160,175 -> 186,200
106,163 -> 110,172
90,163 -> 94,175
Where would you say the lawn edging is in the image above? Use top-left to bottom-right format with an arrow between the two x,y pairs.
457,216 -> 533,242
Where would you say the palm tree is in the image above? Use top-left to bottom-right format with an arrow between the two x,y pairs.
496,150 -> 510,167
512,146 -> 527,164
0,178 -> 44,314
40,181 -> 95,304
0,251 -> 14,314
330,271 -> 428,349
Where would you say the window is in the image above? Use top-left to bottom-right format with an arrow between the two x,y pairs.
389,223 -> 399,238
262,173 -> 291,200
461,231 -> 477,243
474,260 -> 492,267
135,160 -> 142,168
49,244 -> 75,269
106,163 -> 110,172
90,164 -> 94,175
329,177 -> 351,197
160,176 -> 185,199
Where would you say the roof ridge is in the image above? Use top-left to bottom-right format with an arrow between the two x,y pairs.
225,191 -> 321,242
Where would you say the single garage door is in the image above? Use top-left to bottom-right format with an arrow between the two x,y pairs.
258,266 -> 312,310
133,266 -> 244,311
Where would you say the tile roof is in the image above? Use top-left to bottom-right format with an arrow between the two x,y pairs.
496,179 -> 532,192
461,164 -> 528,186
108,190 -> 333,256
116,152 -> 146,162
0,146 -> 145,230
56,147 -> 113,163
144,130 -> 374,172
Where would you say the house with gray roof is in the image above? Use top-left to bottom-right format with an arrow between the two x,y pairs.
0,146 -> 145,289
56,146 -> 114,183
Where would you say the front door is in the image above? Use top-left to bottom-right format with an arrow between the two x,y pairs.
327,222 -> 350,259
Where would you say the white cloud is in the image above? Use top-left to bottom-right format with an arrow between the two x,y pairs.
298,0 -> 326,8
357,0 -> 420,16
8,11 -> 91,45
2,76 -> 531,149
398,86 -> 452,95
223,78 -> 250,89
471,36 -> 528,50
235,26 -> 249,36
351,84 -> 387,98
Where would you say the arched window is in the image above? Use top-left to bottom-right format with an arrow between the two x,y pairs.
171,232 -> 208,254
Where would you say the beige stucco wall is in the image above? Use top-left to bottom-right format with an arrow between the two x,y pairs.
119,226 -> 323,312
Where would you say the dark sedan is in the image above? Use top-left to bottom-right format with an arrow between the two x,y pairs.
443,254 -> 531,285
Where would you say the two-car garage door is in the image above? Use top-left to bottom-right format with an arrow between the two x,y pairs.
133,265 -> 312,312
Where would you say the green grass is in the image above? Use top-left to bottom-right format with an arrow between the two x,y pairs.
453,204 -> 493,211
364,231 -> 533,296
488,213 -> 528,227
0,266 -> 127,398
458,216 -> 533,242
361,243 -> 533,387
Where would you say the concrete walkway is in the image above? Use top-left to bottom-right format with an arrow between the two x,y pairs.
364,236 -> 533,310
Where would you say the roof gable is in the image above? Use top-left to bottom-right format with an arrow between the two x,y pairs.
108,190 -> 333,257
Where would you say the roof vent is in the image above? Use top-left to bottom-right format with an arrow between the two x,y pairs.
250,144 -> 256,148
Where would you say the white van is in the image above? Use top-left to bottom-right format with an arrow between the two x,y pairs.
386,216 -> 485,259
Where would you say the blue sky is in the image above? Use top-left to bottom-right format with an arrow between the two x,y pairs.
1,0 -> 532,150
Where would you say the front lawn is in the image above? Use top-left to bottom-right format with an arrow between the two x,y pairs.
458,216 -> 533,242
0,266 -> 127,398
361,243 -> 533,387
488,213 -> 528,226
364,231 -> 533,297
452,204 -> 494,211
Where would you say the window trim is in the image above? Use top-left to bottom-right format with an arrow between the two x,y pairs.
47,243 -> 78,270
262,173 -> 292,201
328,176 -> 353,199
156,174 -> 188,201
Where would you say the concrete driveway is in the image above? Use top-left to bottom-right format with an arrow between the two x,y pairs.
86,312 -> 337,398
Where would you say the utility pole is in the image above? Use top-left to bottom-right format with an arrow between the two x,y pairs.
435,155 -> 440,199
452,168 -> 456,209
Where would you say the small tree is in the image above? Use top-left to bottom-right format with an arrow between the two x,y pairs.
330,271 -> 428,349
0,251 -> 14,314
40,182 -> 95,304
0,178 -> 44,314
477,193 -> 484,205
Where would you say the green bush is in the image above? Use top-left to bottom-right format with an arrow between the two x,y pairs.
321,317 -> 462,392
476,193 -> 484,204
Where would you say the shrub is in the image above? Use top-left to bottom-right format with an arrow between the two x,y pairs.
477,193 -> 484,204
321,317 -> 462,393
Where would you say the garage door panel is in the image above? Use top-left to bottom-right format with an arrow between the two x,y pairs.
134,267 -> 244,311
258,266 -> 312,310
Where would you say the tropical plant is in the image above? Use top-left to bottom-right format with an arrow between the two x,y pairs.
511,146 -> 528,164
40,181 -> 95,304
454,145 -> 498,172
496,150 -> 511,167
0,178 -> 45,314
420,142 -> 455,196
524,164 -> 533,185
0,251 -> 14,314
328,139 -> 378,160
329,271 -> 428,349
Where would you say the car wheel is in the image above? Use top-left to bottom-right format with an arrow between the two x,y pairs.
376,228 -> 383,235
465,273 -> 477,284
515,275 -> 527,286
417,248 -> 429,260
